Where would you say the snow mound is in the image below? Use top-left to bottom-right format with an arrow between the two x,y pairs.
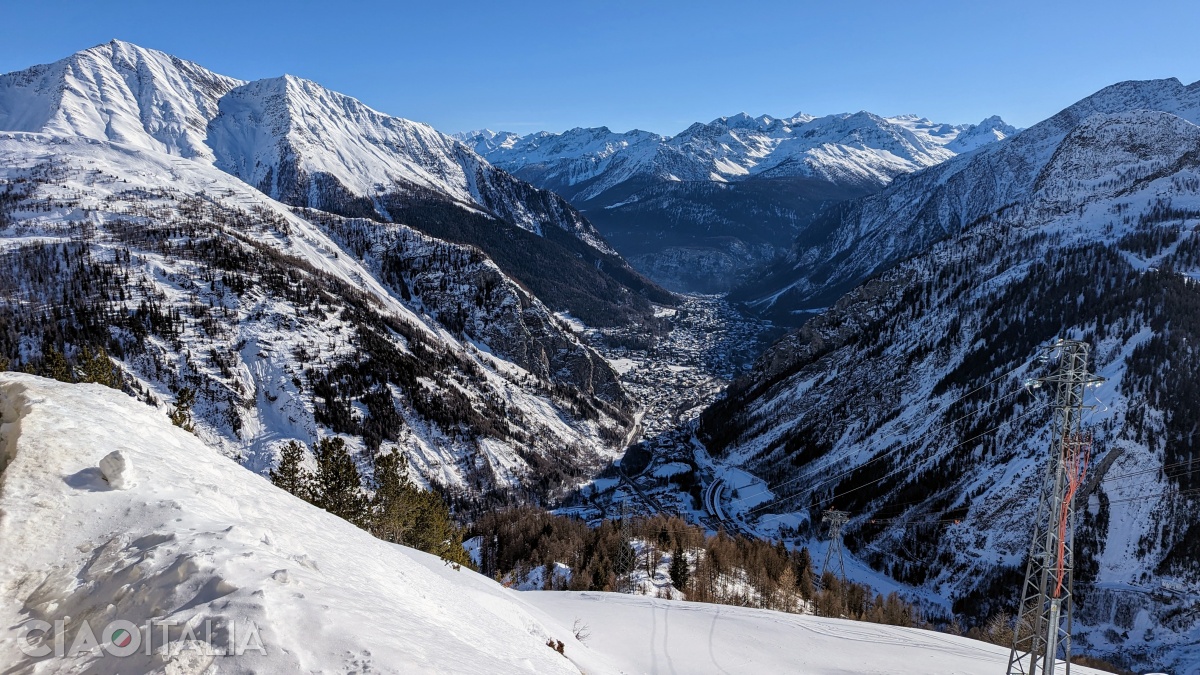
97,450 -> 133,490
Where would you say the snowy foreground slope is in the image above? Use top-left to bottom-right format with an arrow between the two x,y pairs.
523,593 -> 1106,675
0,373 -> 588,674
0,373 -> 1101,674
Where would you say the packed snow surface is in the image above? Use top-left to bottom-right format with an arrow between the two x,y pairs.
0,374 -> 1109,673
523,592 -> 1107,675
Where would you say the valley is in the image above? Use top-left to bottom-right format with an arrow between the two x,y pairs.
587,294 -> 782,441
0,35 -> 1198,675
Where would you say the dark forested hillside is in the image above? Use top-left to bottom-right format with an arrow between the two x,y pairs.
695,113 -> 1200,668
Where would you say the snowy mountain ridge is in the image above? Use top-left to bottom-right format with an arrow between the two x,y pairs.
1,39 -> 673,327
0,40 -> 650,275
461,111 -> 1017,203
0,39 -> 243,161
735,77 -> 1200,317
456,109 -> 1014,294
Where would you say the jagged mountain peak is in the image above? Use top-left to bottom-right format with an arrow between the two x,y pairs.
706,111 -> 773,130
209,72 -> 474,205
481,107 -> 1012,204
0,39 -> 242,159
945,114 -> 1019,153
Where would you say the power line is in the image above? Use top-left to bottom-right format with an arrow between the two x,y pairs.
734,384 -> 1030,511
1098,486 -> 1200,507
818,403 -> 1050,509
1100,457 -> 1200,484
749,402 -> 1050,518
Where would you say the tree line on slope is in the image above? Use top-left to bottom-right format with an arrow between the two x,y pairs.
470,507 -> 921,625
269,437 -> 473,567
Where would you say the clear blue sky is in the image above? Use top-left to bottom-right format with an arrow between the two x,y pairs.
3,0 -> 1198,135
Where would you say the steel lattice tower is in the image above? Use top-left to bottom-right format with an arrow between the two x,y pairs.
1007,339 -> 1099,675
614,503 -> 638,593
820,508 -> 850,585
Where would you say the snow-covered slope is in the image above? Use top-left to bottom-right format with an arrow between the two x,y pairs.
210,75 -> 482,206
737,77 -> 1200,317
207,74 -> 615,252
0,129 -> 630,500
697,78 -> 1200,671
0,373 -> 1107,673
460,113 -> 1014,293
0,374 -> 596,674
0,40 -> 242,160
523,592 -> 1109,675
0,41 -> 669,326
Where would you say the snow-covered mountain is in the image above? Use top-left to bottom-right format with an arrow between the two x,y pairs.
0,373 -> 1110,674
460,113 -> 1015,293
463,113 -> 1016,200
734,78 -> 1200,318
0,39 -> 241,160
695,77 -> 1200,670
0,129 -> 633,500
0,40 -> 672,327
0,41 -> 672,502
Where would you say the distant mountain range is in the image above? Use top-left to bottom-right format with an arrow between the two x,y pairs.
459,114 -> 1016,293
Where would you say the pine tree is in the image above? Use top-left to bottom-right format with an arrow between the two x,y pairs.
270,440 -> 311,500
38,346 -> 72,382
369,450 -> 473,567
168,387 -> 195,431
796,547 -> 815,600
668,543 -> 689,590
406,487 -> 473,567
311,437 -> 368,526
370,451 -> 416,544
79,347 -> 120,389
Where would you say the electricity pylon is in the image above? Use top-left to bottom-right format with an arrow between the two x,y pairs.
614,503 -> 638,593
820,508 -> 850,585
1007,339 -> 1100,675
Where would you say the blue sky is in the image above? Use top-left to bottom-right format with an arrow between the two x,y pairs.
2,0 -> 1198,135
